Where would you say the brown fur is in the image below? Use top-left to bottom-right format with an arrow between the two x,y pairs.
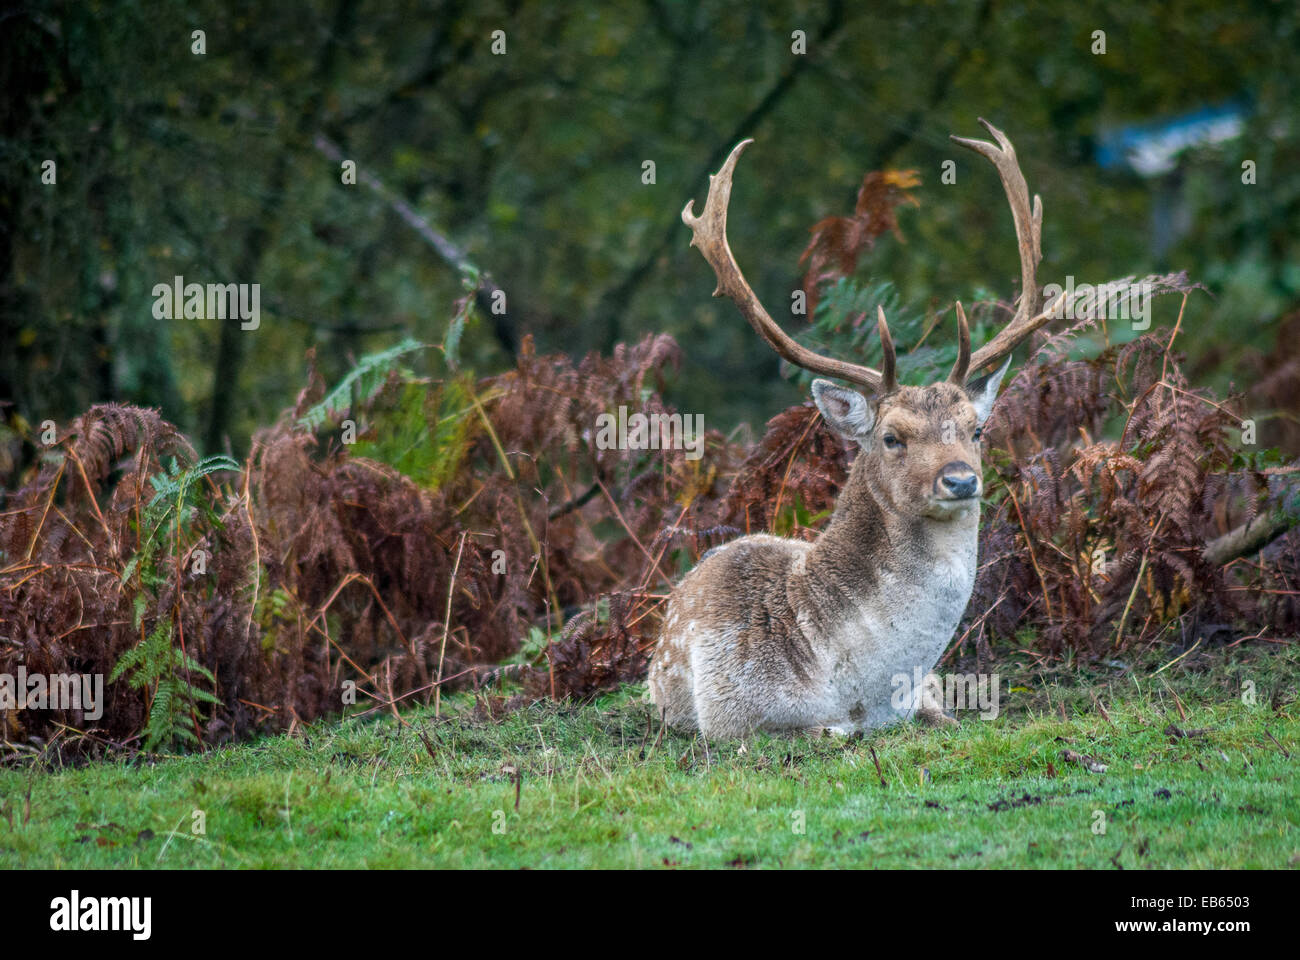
661,124 -> 1051,738
649,377 -> 1004,739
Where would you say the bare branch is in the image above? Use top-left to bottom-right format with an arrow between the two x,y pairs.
313,134 -> 517,354
1203,509 -> 1299,566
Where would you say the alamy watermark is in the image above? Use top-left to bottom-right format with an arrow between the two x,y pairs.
50,891 -> 151,940
594,406 -> 705,461
1042,275 -> 1153,329
0,667 -> 104,721
152,275 -> 260,330
891,667 -> 1000,719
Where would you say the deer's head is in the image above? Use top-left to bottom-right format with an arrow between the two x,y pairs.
810,341 -> 1008,521
681,120 -> 1066,522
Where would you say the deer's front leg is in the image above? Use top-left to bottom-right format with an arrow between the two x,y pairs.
914,704 -> 959,727
802,724 -> 855,738
911,673 -> 958,727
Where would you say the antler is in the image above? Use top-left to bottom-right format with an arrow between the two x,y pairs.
948,301 -> 971,384
682,139 -> 894,393
950,119 -> 1067,375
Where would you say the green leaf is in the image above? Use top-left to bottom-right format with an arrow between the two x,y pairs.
297,338 -> 427,430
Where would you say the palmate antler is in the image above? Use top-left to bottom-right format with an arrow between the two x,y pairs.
951,118 -> 1067,374
681,139 -> 898,393
681,121 -> 1067,390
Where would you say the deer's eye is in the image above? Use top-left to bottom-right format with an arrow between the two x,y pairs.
972,427 -> 983,442
882,434 -> 904,450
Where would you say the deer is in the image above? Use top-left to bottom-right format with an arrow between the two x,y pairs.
649,120 -> 1068,740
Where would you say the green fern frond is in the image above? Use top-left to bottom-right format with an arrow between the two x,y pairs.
297,337 -> 426,431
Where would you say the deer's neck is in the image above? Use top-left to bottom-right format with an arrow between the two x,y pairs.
805,455 -> 980,599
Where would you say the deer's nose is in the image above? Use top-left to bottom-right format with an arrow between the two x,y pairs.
937,462 -> 979,499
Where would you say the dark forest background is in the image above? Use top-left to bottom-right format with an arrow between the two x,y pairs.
3,0 -> 1297,454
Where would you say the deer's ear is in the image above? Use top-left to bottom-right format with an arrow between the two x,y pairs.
812,379 -> 875,441
966,356 -> 1013,425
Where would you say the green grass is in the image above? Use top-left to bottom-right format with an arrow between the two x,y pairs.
1,646 -> 1297,868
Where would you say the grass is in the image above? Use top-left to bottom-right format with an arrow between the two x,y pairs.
1,645 -> 1297,869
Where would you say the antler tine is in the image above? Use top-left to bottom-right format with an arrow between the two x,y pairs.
951,118 -> 1061,373
682,140 -> 886,393
876,305 -> 897,394
948,301 -> 971,385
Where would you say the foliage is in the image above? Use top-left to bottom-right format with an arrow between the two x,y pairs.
121,454 -> 239,591
799,169 -> 920,318
4,2 -> 1298,447
5,77 -> 1300,757
0,329 -> 725,755
5,268 -> 1300,759
109,620 -> 221,752
792,277 -> 993,387
967,300 -> 1295,656
296,338 -> 426,432
0,404 -> 280,755
114,453 -> 237,749
348,377 -> 477,491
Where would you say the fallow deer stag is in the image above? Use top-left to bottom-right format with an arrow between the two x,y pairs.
650,120 -> 1067,739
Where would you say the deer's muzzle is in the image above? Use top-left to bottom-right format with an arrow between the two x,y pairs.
935,461 -> 980,500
